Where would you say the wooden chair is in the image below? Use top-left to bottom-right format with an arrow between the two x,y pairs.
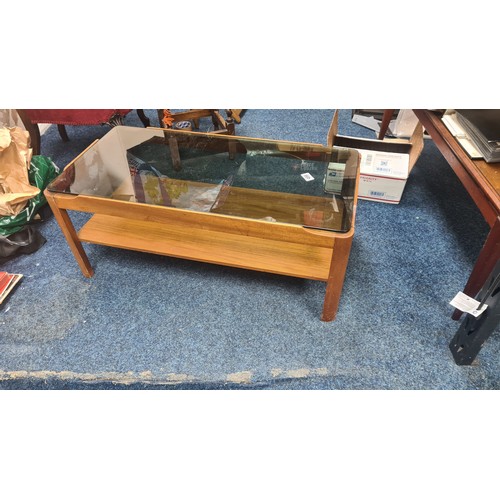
157,109 -> 245,135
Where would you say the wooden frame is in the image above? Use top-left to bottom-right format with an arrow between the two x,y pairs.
44,129 -> 359,322
413,109 -> 500,320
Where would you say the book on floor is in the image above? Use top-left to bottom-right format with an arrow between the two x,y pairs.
0,272 -> 23,304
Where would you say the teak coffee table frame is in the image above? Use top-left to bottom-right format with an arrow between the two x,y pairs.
44,130 -> 360,322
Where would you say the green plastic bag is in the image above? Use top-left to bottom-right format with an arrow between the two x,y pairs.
0,155 -> 60,237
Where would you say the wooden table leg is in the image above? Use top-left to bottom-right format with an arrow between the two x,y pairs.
452,216 -> 500,320
321,236 -> 353,321
45,191 -> 94,278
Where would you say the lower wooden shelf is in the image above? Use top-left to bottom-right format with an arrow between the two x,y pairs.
78,214 -> 333,281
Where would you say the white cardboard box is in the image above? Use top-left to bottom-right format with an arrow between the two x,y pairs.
357,149 -> 410,204
327,110 -> 425,205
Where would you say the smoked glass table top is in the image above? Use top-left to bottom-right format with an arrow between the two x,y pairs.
47,126 -> 360,232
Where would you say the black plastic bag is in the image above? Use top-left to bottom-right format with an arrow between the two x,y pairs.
0,225 -> 46,264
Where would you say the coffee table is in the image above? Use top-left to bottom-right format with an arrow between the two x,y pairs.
45,126 -> 360,321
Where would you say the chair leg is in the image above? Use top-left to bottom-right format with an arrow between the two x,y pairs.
136,109 -> 150,127
16,109 -> 41,155
57,124 -> 70,142
31,124 -> 41,155
226,115 -> 235,135
210,111 -> 220,130
378,109 -> 395,139
227,109 -> 245,124
157,109 -> 165,127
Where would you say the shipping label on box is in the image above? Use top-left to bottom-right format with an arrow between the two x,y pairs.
356,149 -> 410,204
323,162 -> 345,194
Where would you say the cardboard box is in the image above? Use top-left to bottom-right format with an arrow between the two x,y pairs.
357,148 -> 410,204
327,111 -> 424,204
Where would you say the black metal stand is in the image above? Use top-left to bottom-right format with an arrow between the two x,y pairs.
450,260 -> 500,365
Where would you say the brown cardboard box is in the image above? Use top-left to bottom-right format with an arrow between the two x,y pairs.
327,111 -> 424,204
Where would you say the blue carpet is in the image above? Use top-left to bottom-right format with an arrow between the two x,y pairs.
1,109 -> 498,390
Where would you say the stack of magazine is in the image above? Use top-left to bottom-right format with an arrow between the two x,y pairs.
0,272 -> 22,304
455,110 -> 500,163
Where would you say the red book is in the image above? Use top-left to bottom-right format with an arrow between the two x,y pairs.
0,272 -> 23,304
0,273 -> 14,295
